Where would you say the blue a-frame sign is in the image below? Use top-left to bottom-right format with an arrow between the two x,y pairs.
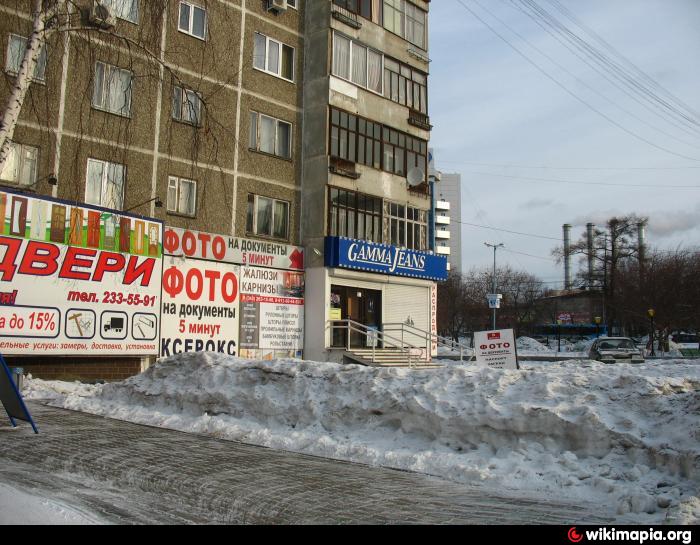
0,355 -> 38,434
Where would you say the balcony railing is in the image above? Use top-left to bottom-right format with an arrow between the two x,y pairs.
408,109 -> 432,131
331,3 -> 362,29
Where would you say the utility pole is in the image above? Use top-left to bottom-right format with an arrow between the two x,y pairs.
485,242 -> 504,330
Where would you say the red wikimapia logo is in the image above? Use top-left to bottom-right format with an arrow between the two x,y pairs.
568,527 -> 584,543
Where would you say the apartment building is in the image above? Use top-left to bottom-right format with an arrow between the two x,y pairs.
301,1 -> 447,363
436,172 -> 462,273
0,0 -> 306,379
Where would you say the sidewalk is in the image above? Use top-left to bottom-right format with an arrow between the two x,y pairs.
0,402 -> 616,525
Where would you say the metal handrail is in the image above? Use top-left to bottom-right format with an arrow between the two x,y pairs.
382,322 -> 473,362
328,319 -> 424,367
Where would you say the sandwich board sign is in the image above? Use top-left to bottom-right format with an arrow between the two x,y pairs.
474,329 -> 519,370
0,355 -> 38,433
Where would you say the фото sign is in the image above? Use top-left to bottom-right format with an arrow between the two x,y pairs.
0,190 -> 162,356
163,227 -> 304,271
324,237 -> 447,281
161,227 -> 304,359
474,329 -> 519,370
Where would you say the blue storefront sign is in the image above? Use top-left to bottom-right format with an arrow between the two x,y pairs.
324,237 -> 448,281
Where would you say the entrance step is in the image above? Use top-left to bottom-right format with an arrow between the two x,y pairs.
343,349 -> 441,369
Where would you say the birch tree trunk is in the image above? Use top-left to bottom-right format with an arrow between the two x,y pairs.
0,0 -> 57,170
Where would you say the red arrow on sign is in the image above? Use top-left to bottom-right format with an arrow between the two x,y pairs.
289,249 -> 304,270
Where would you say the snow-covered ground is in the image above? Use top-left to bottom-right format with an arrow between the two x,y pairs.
23,354 -> 700,524
0,481 -> 107,525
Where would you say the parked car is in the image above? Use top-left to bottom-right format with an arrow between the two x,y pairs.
588,337 -> 645,364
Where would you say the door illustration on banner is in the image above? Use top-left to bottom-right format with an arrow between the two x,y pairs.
119,217 -> 131,252
0,193 -> 6,234
9,196 -> 28,236
148,223 -> 159,256
87,211 -> 101,248
103,214 -> 116,250
50,204 -> 66,243
133,220 -> 145,254
330,285 -> 381,349
69,207 -> 84,245
30,200 -> 47,240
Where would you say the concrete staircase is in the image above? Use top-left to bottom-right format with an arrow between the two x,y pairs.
343,348 -> 443,369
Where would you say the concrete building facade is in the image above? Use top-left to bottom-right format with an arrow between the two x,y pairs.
436,172 -> 462,273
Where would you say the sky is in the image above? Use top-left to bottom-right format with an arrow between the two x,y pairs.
428,0 -> 700,287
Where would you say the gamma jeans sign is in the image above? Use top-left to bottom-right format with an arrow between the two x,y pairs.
0,189 -> 163,356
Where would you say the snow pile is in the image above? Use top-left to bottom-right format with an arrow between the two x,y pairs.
516,336 -> 553,353
25,354 -> 700,524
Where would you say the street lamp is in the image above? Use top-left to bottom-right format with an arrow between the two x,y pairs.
593,316 -> 602,338
647,309 -> 656,357
484,242 -> 504,330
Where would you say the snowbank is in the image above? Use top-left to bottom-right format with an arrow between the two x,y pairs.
25,354 -> 700,524
516,336 -> 553,353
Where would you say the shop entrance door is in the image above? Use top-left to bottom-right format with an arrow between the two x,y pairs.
330,285 -> 382,349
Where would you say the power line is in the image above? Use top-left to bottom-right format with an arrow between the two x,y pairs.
462,169 -> 700,189
454,0 -> 700,162
453,219 -> 561,241
439,159 -> 700,171
500,247 -> 557,261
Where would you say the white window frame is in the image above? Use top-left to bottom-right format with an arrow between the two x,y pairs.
101,0 -> 139,23
249,111 -> 293,160
332,32 -> 383,96
0,141 -> 38,187
287,0 -> 297,8
383,0 -> 427,50
92,61 -> 133,117
85,158 -> 126,210
6,34 -> 47,82
246,194 -> 290,240
253,32 -> 295,82
167,176 -> 197,216
178,1 -> 207,40
172,85 -> 203,126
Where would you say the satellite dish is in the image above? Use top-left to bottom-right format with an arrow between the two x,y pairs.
407,167 -> 425,187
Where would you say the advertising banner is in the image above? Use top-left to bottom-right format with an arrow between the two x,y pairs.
0,190 -> 162,356
160,256 -> 239,357
163,227 -> 304,271
324,236 -> 448,281
474,329 -> 519,370
239,266 -> 304,359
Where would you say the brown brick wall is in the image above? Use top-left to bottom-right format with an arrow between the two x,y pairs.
4,356 -> 144,382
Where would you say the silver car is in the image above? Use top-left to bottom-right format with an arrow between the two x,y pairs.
589,337 -> 645,364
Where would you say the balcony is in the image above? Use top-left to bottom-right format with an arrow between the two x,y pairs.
329,157 -> 361,179
436,245 -> 451,256
435,215 -> 450,225
435,200 -> 450,211
408,109 -> 432,131
331,3 -> 362,29
436,229 -> 450,240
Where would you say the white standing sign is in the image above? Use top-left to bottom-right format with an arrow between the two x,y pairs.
474,329 -> 519,370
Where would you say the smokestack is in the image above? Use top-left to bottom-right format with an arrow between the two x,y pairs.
586,223 -> 595,288
637,222 -> 647,263
563,224 -> 572,290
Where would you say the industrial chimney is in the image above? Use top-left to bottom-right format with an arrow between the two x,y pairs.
586,223 -> 595,288
563,224 -> 572,290
637,221 -> 647,264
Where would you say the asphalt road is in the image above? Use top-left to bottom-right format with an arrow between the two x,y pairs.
0,402 -> 617,525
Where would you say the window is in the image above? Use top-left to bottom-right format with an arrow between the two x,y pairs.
383,0 -> 426,49
287,0 -> 297,7
328,187 -> 382,243
101,0 -> 139,23
253,32 -> 294,81
388,202 -> 426,250
246,195 -> 289,240
92,62 -> 133,116
178,2 -> 207,40
329,107 -> 427,180
332,33 -> 382,94
167,176 -> 197,216
6,34 -> 47,81
0,142 -> 38,187
85,159 -> 125,210
172,85 -> 202,126
383,57 -> 427,113
333,0 -> 372,19
249,112 -> 292,159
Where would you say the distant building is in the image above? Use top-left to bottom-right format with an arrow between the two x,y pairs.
437,172 -> 462,273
